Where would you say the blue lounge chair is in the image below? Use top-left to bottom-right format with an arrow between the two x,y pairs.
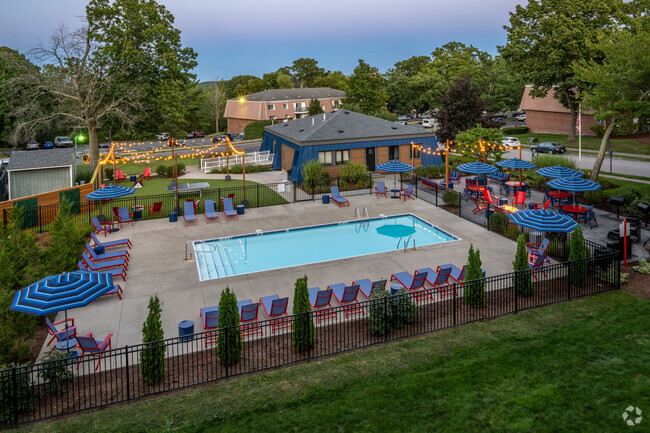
78,254 -> 127,281
90,231 -> 131,249
375,181 -> 387,198
100,284 -> 123,300
45,316 -> 76,347
390,271 -> 427,301
415,266 -> 454,298
81,250 -> 128,270
183,201 -> 197,226
239,299 -> 263,337
85,243 -> 129,262
116,207 -> 133,228
330,186 -> 349,207
329,284 -> 363,318
529,253 -> 548,281
91,217 -> 117,237
260,295 -> 291,333
308,287 -> 336,323
204,199 -> 219,223
352,279 -> 387,299
437,264 -> 465,283
222,197 -> 239,221
76,332 -> 112,371
400,184 -> 415,201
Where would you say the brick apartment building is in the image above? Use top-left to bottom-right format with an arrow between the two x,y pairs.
224,88 -> 345,133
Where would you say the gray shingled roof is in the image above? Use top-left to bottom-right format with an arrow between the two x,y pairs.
7,149 -> 74,171
239,87 -> 345,102
265,110 -> 435,144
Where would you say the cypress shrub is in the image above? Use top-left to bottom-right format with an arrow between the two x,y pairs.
140,295 -> 165,385
569,226 -> 588,287
367,288 -> 391,335
513,234 -> 534,297
391,288 -> 418,329
217,287 -> 242,366
291,276 -> 315,352
464,245 -> 486,307
442,189 -> 459,206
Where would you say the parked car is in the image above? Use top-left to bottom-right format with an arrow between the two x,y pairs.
185,131 -> 204,139
54,136 -> 73,148
42,140 -> 53,149
397,115 -> 410,121
531,142 -> 566,154
226,132 -> 245,141
491,115 -> 505,123
422,118 -> 438,129
502,137 -> 521,149
156,132 -> 170,140
168,139 -> 185,147
395,120 -> 408,125
25,141 -> 40,150
212,135 -> 227,143
515,113 -> 526,122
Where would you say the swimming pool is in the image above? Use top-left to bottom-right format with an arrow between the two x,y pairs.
193,214 -> 458,281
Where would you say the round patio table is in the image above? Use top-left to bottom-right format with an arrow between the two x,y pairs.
562,204 -> 588,221
548,191 -> 571,199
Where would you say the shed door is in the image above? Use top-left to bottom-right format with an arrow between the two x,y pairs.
365,148 -> 376,171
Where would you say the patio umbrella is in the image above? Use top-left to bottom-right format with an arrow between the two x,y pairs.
11,271 -> 115,350
535,166 -> 584,178
376,223 -> 416,238
376,160 -> 415,198
495,158 -> 536,184
546,176 -> 601,205
508,209 -> 579,233
84,184 -> 136,220
456,161 -> 498,185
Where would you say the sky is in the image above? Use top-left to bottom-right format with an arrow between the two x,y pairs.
0,0 -> 526,82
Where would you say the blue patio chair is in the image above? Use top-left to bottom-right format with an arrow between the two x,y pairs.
76,332 -> 113,371
437,264 -> 465,283
91,216 -> 117,237
90,231 -> 131,249
85,243 -> 129,262
330,186 -> 350,207
221,197 -> 239,221
499,183 -> 510,196
529,253 -> 549,281
240,300 -> 263,337
329,284 -> 363,318
183,201 -> 197,226
308,287 -> 336,323
390,271 -> 427,301
260,295 -> 291,333
45,316 -> 76,347
116,207 -> 134,228
579,206 -> 598,229
352,279 -> 387,299
375,181 -> 387,198
400,184 -> 415,201
204,199 -> 219,223
77,257 -> 127,281
527,238 -> 550,259
415,266 -> 454,298
450,172 -> 461,181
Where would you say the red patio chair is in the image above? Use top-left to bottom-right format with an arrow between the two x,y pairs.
482,189 -> 499,206
115,169 -> 127,182
45,316 -> 76,347
512,191 -> 526,208
260,295 -> 291,334
76,332 -> 113,371
148,201 -> 163,217
472,199 -> 487,215
140,167 -> 152,180
533,199 -> 551,210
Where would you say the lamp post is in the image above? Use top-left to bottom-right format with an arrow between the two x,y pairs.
74,134 -> 85,184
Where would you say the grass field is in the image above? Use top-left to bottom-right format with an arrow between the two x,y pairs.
14,290 -> 648,433
516,133 -> 649,155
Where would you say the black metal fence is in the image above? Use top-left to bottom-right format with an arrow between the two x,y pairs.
0,250 -> 619,426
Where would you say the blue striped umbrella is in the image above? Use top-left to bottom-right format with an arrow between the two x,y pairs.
11,271 -> 114,316
536,166 -> 584,178
496,158 -> 536,183
84,185 -> 136,201
546,177 -> 601,192
509,209 -> 579,232
456,161 -> 499,175
376,160 -> 415,194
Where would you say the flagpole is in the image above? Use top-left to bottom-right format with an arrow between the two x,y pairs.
578,103 -> 582,170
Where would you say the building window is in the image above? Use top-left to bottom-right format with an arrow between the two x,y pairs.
268,104 -> 275,110
332,100 -> 341,109
283,103 -> 288,109
319,151 -> 333,166
389,145 -> 400,160
410,144 -> 421,159
335,150 -> 350,165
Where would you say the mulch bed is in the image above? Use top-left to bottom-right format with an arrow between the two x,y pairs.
9,272 -> 618,425
622,266 -> 650,300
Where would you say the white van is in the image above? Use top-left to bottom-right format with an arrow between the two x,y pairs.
422,118 -> 438,129
54,136 -> 73,148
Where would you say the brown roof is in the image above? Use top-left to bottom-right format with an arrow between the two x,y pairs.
519,85 -> 570,113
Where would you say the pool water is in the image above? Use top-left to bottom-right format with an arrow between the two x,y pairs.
193,214 -> 458,281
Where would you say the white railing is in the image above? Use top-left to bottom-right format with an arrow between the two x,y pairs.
201,151 -> 273,173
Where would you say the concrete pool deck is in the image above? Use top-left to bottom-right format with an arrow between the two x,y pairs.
39,193 -> 521,361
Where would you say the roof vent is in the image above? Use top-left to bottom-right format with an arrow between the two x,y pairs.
338,130 -> 344,133
391,126 -> 397,130
312,118 -> 314,126
323,113 -> 326,121
344,111 -> 350,114
283,123 -> 288,127
299,129 -> 304,132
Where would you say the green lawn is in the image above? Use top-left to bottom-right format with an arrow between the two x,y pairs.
14,291 -> 649,433
516,132 -> 649,155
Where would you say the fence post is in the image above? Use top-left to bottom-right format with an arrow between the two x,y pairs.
486,203 -> 490,231
293,182 -> 296,203
415,178 -> 418,199
452,286 -> 457,326
125,345 -> 131,402
514,273 -> 519,313
11,366 -> 17,425
38,205 -> 42,233
224,326 -> 229,378
256,184 -> 260,207
383,296 -> 389,341
217,188 -> 221,211
458,192 -> 462,218
435,185 -> 438,206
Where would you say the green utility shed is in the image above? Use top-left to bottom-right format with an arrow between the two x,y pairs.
7,149 -> 74,200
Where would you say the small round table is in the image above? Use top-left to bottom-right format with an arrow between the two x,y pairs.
562,204 -> 588,221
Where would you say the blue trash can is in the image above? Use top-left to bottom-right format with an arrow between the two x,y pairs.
169,212 -> 178,223
236,205 -> 245,215
178,320 -> 194,342
322,195 -> 330,204
130,175 -> 137,182
390,284 -> 402,296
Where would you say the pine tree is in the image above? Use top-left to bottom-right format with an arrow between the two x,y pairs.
291,276 -> 315,352
513,234 -> 534,296
569,226 -> 588,287
140,295 -> 165,385
464,245 -> 486,307
217,287 -> 242,366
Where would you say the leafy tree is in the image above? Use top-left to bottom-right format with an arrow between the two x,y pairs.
217,287 -> 242,366
569,226 -> 588,287
140,295 -> 165,385
223,75 -> 264,99
573,22 -> 650,180
312,71 -> 348,91
290,58 -> 325,87
344,60 -> 386,114
513,234 -> 534,297
205,79 -> 227,134
501,0 -> 626,141
464,245 -> 485,307
386,56 -> 431,80
276,73 -> 294,89
308,98 -> 324,116
454,125 -> 503,161
0,208 -> 41,291
435,77 -> 486,142
47,199 -> 85,275
291,276 -> 314,352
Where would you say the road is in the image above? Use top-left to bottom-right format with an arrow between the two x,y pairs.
502,147 -> 650,178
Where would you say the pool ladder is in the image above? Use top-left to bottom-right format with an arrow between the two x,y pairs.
355,207 -> 369,219
396,235 -> 416,252
185,241 -> 217,261
355,207 -> 370,233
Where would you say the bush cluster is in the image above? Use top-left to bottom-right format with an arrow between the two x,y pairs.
104,167 -> 114,181
0,363 -> 34,423
533,154 -> 576,169
568,226 -> 588,287
367,288 -> 418,335
488,211 -> 510,234
39,349 -> 74,395
501,126 -> 529,134
340,161 -> 369,186
414,164 -> 442,179
212,164 -> 270,174
442,189 -> 459,206
154,163 -> 186,178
